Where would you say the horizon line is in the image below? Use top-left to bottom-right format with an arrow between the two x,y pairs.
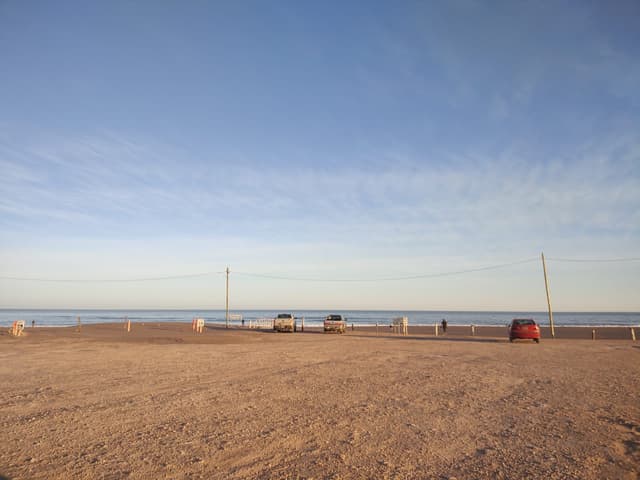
1,307 -> 638,314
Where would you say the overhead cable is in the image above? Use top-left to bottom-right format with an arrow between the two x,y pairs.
2,255 -> 637,283
233,257 -> 540,282
0,271 -> 225,283
547,257 -> 640,263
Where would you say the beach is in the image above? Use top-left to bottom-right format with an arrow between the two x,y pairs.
1,323 -> 639,479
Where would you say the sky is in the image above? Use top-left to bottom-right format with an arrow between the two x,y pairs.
1,1 -> 639,311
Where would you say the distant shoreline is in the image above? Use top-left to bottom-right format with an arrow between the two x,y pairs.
2,309 -> 639,330
2,308 -> 639,315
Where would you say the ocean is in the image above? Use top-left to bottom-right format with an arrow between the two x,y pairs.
1,309 -> 638,328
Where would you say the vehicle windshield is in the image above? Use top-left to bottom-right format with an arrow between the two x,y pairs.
327,315 -> 343,320
277,314 -> 292,319
513,319 -> 535,326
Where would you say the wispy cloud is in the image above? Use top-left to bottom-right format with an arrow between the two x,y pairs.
2,129 -> 637,261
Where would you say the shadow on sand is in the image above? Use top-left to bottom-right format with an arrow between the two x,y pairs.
243,328 -> 506,343
344,334 -> 505,343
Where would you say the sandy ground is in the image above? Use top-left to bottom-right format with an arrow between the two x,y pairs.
1,323 -> 639,480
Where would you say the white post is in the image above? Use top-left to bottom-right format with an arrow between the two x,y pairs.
225,267 -> 230,329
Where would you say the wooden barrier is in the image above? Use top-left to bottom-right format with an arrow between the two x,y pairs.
392,317 -> 408,336
11,320 -> 25,337
191,317 -> 205,333
631,328 -> 636,342
434,324 -> 439,337
195,318 -> 205,333
249,318 -> 274,329
592,329 -> 596,340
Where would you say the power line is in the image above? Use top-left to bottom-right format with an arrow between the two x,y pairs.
547,257 -> 640,263
0,271 -> 226,283
1,255 -> 637,283
0,259 -> 537,283
234,257 -> 540,282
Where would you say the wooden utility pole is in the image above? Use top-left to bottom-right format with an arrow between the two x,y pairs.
541,252 -> 555,338
225,266 -> 230,329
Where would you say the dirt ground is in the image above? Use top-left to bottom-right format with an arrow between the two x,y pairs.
1,323 -> 639,479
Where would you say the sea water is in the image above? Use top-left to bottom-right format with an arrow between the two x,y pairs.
1,309 -> 638,328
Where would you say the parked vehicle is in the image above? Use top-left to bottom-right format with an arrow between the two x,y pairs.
274,313 -> 297,333
508,318 -> 540,343
324,314 -> 346,333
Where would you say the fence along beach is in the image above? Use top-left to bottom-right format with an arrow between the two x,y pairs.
3,309 -> 639,342
4,317 -> 638,341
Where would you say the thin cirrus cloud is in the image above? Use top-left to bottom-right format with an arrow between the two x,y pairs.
1,131 -> 637,251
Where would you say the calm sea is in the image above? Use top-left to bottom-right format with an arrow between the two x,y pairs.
1,309 -> 638,328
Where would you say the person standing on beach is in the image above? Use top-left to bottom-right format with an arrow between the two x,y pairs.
441,318 -> 447,334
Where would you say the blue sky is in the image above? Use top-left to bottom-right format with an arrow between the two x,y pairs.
1,1 -> 638,310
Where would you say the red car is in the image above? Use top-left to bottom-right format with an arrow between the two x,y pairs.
508,318 -> 540,343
